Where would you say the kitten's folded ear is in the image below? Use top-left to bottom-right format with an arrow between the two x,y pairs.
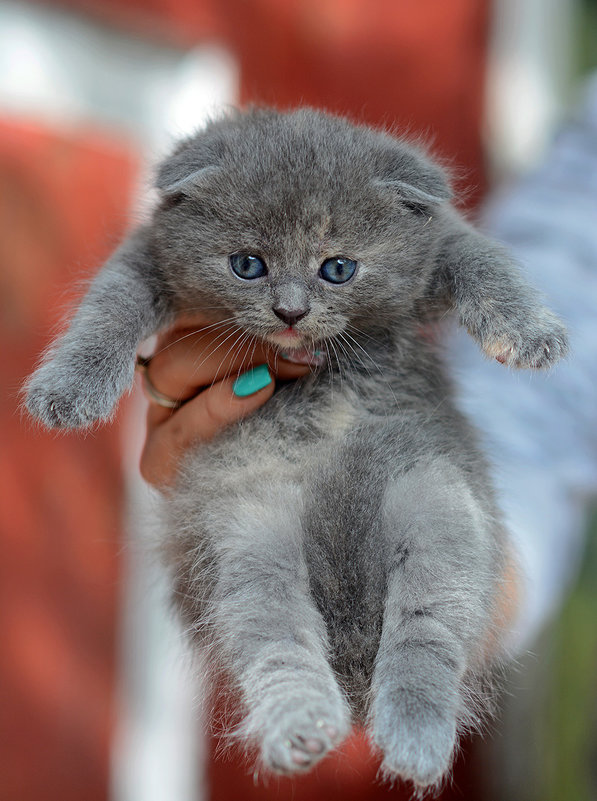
374,141 -> 452,212
156,139 -> 220,197
157,164 -> 220,197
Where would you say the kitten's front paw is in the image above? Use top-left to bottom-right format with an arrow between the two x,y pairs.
25,355 -> 134,429
477,309 -> 568,369
370,688 -> 457,790
259,694 -> 350,775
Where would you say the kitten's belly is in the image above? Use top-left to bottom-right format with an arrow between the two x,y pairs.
301,438 -> 389,715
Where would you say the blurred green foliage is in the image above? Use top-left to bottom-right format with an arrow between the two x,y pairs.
529,3 -> 597,797
484,513 -> 597,801
577,0 -> 597,74
537,512 -> 597,801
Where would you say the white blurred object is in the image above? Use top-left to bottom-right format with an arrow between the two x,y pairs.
0,0 -> 238,148
114,425 -> 206,801
485,0 -> 577,177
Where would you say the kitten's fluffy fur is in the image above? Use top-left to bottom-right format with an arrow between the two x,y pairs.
26,109 -> 568,790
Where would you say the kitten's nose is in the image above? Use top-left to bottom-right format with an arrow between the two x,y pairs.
272,305 -> 310,326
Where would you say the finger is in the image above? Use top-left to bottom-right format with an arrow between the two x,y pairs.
140,369 -> 275,489
144,325 -> 310,406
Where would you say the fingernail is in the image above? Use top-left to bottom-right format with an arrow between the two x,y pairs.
233,364 -> 273,397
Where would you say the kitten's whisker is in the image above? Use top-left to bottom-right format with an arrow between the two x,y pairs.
345,322 -> 378,343
343,325 -> 397,401
341,330 -> 391,381
341,330 -> 381,368
248,334 -> 260,369
209,328 -> 250,389
170,315 -> 237,339
224,330 -> 255,383
149,317 -> 238,358
305,336 -> 319,378
184,318 -> 240,342
327,337 -> 344,391
140,324 -> 241,406
184,325 -> 241,374
337,332 -> 374,379
322,341 -> 334,398
233,333 -> 255,380
187,316 -> 238,331
333,335 -> 359,388
339,331 -> 399,409
184,321 -> 245,360
272,346 -> 280,375
174,305 -> 234,313
185,325 -> 244,383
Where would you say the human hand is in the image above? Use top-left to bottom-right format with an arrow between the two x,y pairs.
138,318 -> 310,489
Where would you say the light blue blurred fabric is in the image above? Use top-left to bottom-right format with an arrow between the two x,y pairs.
448,74 -> 597,649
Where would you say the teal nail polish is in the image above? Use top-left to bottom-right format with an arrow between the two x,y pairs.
233,364 -> 272,397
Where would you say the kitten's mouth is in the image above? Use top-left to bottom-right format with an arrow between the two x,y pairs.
278,346 -> 325,366
267,328 -> 326,366
268,327 -> 303,347
280,326 -> 301,339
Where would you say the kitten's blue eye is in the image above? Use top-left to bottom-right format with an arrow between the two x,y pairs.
319,257 -> 357,284
230,253 -> 267,280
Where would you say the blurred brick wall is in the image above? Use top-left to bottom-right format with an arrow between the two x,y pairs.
0,119 -> 138,801
3,1 -> 491,799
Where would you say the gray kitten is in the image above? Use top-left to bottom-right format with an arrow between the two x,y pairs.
26,108 -> 568,791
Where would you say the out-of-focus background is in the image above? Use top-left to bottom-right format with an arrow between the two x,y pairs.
1,1 -> 596,800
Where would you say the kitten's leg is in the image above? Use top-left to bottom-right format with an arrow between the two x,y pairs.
26,226 -> 172,428
369,459 -> 502,790
204,485 -> 351,774
432,213 -> 568,368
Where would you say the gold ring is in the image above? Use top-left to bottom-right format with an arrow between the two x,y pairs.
135,355 -> 183,410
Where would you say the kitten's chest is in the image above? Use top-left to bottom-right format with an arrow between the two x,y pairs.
245,376 -> 366,448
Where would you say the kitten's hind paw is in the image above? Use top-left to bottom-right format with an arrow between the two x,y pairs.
371,688 -> 457,790
257,697 -> 350,775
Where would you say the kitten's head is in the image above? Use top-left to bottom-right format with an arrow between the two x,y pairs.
152,108 -> 451,353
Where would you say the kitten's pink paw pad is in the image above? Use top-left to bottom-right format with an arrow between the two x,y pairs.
261,709 -> 349,775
